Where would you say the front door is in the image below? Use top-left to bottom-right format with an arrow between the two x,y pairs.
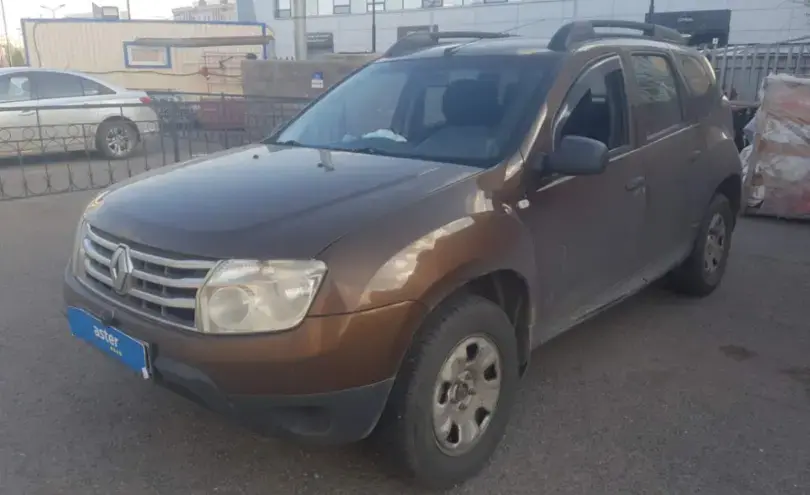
520,55 -> 648,342
0,72 -> 40,157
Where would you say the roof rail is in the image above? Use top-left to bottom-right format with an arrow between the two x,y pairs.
382,31 -> 513,58
548,20 -> 685,51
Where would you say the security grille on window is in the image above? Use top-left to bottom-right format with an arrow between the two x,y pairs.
277,0 -> 292,18
333,0 -> 350,13
366,0 -> 385,11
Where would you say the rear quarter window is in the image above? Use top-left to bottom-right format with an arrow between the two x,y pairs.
80,78 -> 116,97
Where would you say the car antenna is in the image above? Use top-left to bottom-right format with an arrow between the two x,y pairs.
442,18 -> 557,56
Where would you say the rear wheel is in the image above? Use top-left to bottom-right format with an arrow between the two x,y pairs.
96,120 -> 139,160
668,194 -> 734,297
374,294 -> 519,490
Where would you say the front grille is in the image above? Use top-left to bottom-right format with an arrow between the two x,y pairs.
80,225 -> 217,328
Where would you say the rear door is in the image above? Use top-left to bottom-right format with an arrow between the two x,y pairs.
628,52 -> 699,274
675,51 -> 730,227
522,54 -> 647,341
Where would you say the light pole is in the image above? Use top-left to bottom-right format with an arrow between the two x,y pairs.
371,2 -> 376,53
40,3 -> 65,18
0,0 -> 12,67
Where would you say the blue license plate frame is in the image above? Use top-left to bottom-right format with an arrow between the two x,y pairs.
66,307 -> 151,379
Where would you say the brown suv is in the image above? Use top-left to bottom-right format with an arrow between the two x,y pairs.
63,21 -> 742,489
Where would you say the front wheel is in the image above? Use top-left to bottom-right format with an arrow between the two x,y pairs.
374,294 -> 519,490
668,193 -> 734,297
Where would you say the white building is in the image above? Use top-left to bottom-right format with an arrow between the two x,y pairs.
235,0 -> 810,58
173,0 -> 238,22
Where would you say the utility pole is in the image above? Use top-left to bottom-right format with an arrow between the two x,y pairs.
126,0 -> 131,18
371,2 -> 377,53
0,0 -> 12,67
292,0 -> 307,60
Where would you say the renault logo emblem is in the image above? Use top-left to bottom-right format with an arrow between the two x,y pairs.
109,244 -> 134,295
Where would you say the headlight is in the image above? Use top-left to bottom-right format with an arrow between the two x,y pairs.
70,190 -> 108,278
196,260 -> 327,334
70,219 -> 89,278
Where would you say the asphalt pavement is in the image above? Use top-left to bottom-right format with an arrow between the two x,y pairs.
0,192 -> 808,495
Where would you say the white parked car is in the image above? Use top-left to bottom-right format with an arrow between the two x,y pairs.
0,68 -> 158,159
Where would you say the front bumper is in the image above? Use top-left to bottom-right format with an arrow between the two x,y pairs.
64,270 -> 426,444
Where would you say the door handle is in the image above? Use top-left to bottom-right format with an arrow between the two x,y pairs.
19,110 -> 35,116
689,150 -> 702,162
625,176 -> 646,192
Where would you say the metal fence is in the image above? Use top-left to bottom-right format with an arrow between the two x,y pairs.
0,92 -> 310,201
702,42 -> 810,102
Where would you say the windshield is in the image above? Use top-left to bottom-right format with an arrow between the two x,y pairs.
269,54 -> 559,167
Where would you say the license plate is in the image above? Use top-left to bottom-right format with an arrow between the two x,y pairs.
66,307 -> 151,379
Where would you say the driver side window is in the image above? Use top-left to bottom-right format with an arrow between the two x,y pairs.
558,59 -> 629,151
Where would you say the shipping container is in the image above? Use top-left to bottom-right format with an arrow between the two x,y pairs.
20,18 -> 271,94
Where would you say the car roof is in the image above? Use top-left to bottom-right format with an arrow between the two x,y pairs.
384,36 -> 697,61
0,67 -> 132,92
387,36 -> 556,60
380,21 -> 698,63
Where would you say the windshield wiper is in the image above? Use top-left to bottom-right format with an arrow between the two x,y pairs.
335,146 -> 395,155
273,139 -> 305,147
344,146 -> 382,155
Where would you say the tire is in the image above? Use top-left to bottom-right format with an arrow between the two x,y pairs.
668,193 -> 734,297
96,120 -> 139,160
373,294 -> 519,490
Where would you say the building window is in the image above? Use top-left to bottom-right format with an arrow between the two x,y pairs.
482,0 -> 507,3
422,0 -> 442,6
123,43 -> 172,69
276,0 -> 291,18
367,0 -> 385,11
333,0 -> 350,14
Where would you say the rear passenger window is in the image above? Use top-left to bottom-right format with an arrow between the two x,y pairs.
35,73 -> 85,100
630,54 -> 683,136
559,60 -> 629,151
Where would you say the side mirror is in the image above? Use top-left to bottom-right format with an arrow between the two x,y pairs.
545,135 -> 609,176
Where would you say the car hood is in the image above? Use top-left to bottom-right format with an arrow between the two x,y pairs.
86,144 -> 480,260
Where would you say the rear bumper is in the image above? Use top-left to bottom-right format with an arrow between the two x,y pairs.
63,270 -> 421,444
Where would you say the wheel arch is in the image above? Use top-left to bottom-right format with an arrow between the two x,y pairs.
412,259 -> 535,377
715,172 -> 742,223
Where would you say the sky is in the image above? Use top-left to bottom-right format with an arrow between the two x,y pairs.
2,0 -> 193,42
